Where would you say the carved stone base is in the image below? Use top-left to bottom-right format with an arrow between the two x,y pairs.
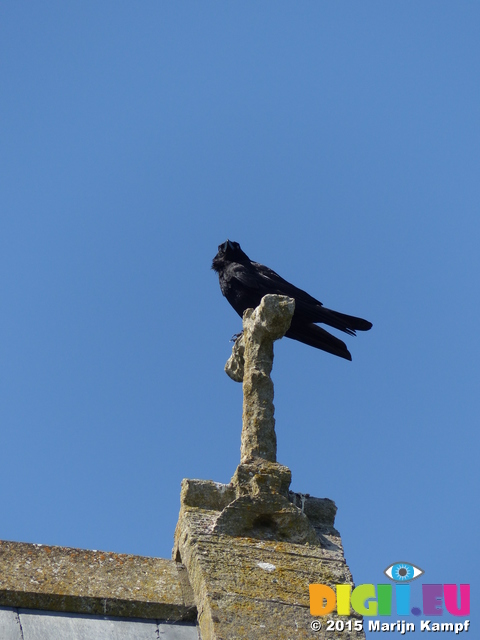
173,476 -> 365,640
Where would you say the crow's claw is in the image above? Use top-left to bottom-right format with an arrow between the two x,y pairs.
230,331 -> 244,343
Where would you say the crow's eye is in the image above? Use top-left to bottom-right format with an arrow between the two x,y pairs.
233,242 -> 239,248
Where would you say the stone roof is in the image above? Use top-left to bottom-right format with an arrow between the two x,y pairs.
0,540 -> 196,621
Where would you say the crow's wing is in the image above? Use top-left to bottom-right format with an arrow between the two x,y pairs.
251,262 -> 324,308
245,262 -> 371,335
250,262 -> 358,331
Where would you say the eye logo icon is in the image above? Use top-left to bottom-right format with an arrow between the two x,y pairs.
384,561 -> 424,582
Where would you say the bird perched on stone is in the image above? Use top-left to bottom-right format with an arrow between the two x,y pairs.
212,240 -> 372,360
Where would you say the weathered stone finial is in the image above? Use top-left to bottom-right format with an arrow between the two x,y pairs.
213,294 -> 319,545
225,294 -> 295,463
178,294 -> 321,548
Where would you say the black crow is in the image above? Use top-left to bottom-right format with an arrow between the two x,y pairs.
212,240 -> 372,361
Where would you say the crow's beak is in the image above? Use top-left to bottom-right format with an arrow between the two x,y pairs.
221,239 -> 234,252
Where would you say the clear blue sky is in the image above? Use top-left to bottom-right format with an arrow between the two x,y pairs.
1,3 -> 477,635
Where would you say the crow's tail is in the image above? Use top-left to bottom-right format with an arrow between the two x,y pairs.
319,308 -> 373,337
286,323 -> 352,361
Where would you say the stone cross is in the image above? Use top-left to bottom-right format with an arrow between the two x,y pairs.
225,294 -> 295,464
216,294 -> 319,546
